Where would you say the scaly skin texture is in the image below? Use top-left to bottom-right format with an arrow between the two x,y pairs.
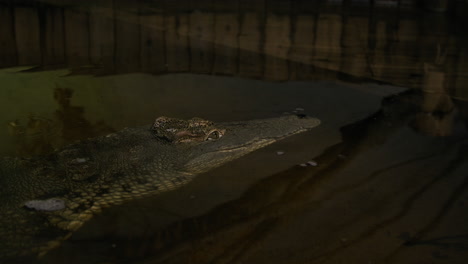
0,115 -> 320,261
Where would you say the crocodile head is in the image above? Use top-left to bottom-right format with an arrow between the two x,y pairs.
152,115 -> 321,175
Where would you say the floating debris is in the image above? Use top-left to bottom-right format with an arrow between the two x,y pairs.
295,107 -> 305,111
71,158 -> 88,163
299,160 -> 318,167
8,121 -> 18,127
24,198 -> 65,211
276,151 -> 285,155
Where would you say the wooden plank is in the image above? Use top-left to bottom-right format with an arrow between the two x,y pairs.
237,0 -> 264,78
42,6 -> 65,67
140,12 -> 166,73
264,13 -> 291,81
64,8 -> 90,68
15,7 -> 41,66
387,19 -> 421,87
238,12 -> 263,79
213,13 -> 239,75
89,0 -> 115,70
188,10 -> 214,73
114,0 -> 140,73
312,14 -> 342,72
369,20 -> 388,80
290,15 -> 315,80
0,5 -> 17,67
165,14 -> 190,72
340,17 -> 369,78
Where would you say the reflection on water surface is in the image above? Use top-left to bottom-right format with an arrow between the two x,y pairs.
0,0 -> 468,263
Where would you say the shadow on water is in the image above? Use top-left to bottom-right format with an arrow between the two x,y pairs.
0,0 -> 468,263
53,87 -> 115,144
7,86 -> 115,157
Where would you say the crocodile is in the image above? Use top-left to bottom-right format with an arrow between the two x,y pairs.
0,114 -> 320,261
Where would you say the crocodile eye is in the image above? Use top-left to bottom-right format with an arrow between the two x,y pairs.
206,130 -> 222,141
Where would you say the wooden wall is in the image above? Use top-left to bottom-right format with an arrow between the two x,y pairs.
0,0 -> 465,91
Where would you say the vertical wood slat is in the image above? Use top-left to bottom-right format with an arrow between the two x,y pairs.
165,14 -> 190,72
64,8 -> 90,67
238,0 -> 265,78
163,0 -> 189,72
389,19 -> 421,86
114,0 -> 140,73
0,5 -> 17,67
340,17 -> 369,78
264,13 -> 291,81
238,13 -> 263,78
189,10 -> 215,74
290,15 -> 315,80
15,7 -> 41,66
213,13 -> 239,75
370,20 -> 389,80
313,14 -> 342,72
42,6 -> 65,67
89,0 -> 115,70
140,12 -> 166,73
211,0 -> 239,76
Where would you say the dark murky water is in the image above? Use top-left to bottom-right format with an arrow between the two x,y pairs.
1,0 -> 468,263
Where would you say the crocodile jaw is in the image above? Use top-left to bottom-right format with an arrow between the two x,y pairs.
183,115 -> 320,174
